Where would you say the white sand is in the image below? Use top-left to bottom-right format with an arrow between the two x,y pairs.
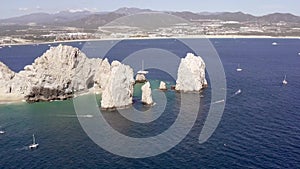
1,35 -> 300,47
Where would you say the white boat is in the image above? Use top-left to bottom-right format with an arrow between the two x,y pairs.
236,64 -> 243,72
235,89 -> 242,95
0,130 -> 5,134
137,60 -> 148,75
29,134 -> 39,149
272,42 -> 278,46
298,52 -> 300,56
282,75 -> 288,85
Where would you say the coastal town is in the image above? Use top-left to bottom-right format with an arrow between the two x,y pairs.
1,8 -> 300,45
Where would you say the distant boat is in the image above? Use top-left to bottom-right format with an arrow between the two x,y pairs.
235,89 -> 242,95
298,52 -> 300,56
137,60 -> 149,75
236,64 -> 243,72
0,130 -> 5,134
29,134 -> 39,149
282,75 -> 288,85
272,42 -> 278,46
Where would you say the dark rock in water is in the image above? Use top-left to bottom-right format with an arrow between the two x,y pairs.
171,85 -> 176,90
25,86 -> 73,103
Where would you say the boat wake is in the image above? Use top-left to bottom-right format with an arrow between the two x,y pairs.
15,146 -> 30,151
55,114 -> 94,118
204,89 -> 242,107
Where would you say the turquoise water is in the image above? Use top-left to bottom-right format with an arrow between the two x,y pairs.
1,39 -> 300,168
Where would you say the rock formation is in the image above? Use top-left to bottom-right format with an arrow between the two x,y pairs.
135,73 -> 147,83
0,45 -> 111,102
101,61 -> 135,109
175,53 -> 207,92
0,62 -> 15,94
159,81 -> 167,90
141,82 -> 153,105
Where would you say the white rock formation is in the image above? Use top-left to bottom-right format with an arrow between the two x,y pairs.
101,61 -> 135,109
0,62 -> 15,93
0,45 -> 106,102
135,73 -> 147,83
141,82 -> 153,105
175,53 -> 207,92
159,81 -> 167,90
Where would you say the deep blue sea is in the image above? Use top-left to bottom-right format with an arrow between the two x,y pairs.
0,38 -> 300,168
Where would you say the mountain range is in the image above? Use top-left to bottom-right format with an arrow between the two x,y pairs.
1,7 -> 300,28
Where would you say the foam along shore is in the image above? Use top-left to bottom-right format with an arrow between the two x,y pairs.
1,35 -> 300,47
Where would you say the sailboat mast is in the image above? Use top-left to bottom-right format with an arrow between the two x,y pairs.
33,134 -> 35,144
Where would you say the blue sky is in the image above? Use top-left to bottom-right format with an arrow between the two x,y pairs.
1,0 -> 300,19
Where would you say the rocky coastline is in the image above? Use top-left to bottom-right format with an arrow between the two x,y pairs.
0,45 -> 208,109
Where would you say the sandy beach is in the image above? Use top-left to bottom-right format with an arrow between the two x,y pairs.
1,35 -> 300,47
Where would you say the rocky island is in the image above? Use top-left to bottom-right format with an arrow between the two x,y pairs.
175,53 -> 208,92
0,45 -> 129,104
0,45 -> 207,109
100,61 -> 135,110
141,82 -> 153,105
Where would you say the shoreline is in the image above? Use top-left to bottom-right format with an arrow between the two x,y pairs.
1,35 -> 300,47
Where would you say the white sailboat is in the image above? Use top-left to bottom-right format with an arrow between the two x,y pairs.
137,60 -> 149,74
272,42 -> 278,46
282,75 -> 288,85
236,64 -> 243,72
29,134 -> 39,149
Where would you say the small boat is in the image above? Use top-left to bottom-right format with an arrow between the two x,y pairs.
0,130 -> 5,134
282,75 -> 288,85
236,64 -> 243,72
29,134 -> 39,149
298,52 -> 300,56
235,89 -> 242,95
137,60 -> 149,74
272,42 -> 278,46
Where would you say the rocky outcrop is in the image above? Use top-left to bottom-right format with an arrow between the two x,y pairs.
141,82 -> 153,105
135,73 -> 147,83
159,81 -> 167,90
0,62 -> 15,94
0,45 -> 109,102
175,53 -> 207,92
101,61 -> 135,109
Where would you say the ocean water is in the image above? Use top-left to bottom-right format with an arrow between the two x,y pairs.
0,38 -> 300,168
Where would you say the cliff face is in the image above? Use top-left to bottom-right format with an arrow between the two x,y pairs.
0,45 -> 110,102
0,62 -> 15,94
101,61 -> 135,109
175,53 -> 207,92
